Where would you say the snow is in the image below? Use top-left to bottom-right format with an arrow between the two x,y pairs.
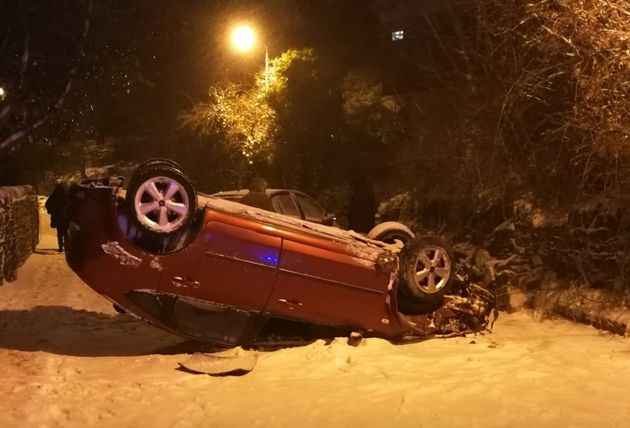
101,241 -> 142,267
1,207 -> 630,427
532,284 -> 630,335
0,185 -> 32,205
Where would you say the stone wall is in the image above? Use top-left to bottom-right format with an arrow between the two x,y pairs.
516,195 -> 630,291
465,194 -> 630,291
0,186 -> 39,284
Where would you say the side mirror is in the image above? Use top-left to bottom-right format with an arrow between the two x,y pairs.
323,213 -> 337,226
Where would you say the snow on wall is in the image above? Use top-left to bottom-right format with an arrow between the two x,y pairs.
0,186 -> 39,285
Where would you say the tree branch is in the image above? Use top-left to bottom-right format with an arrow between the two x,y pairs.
0,0 -> 94,153
18,0 -> 30,89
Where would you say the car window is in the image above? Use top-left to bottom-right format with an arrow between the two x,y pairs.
272,193 -> 301,218
295,194 -> 326,223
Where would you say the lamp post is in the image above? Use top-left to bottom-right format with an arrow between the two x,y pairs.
230,24 -> 269,87
264,45 -> 269,88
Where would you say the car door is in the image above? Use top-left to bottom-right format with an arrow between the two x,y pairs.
265,231 -> 393,332
270,192 -> 302,219
157,210 -> 281,343
293,193 -> 327,223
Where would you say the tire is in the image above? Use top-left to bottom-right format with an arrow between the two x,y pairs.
398,235 -> 455,302
397,294 -> 444,315
367,221 -> 415,245
127,163 -> 196,236
133,158 -> 184,174
113,303 -> 127,314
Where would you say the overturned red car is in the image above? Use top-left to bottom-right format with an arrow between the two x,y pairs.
66,159 -> 494,346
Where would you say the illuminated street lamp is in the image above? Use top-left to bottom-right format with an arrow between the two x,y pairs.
0,87 -> 5,101
231,25 -> 256,52
230,24 -> 269,87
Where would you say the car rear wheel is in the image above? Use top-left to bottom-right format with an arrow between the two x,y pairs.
127,163 -> 196,236
398,235 -> 454,302
367,221 -> 415,245
133,158 -> 184,172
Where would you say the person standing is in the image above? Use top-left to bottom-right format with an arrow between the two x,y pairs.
45,182 -> 69,252
347,175 -> 376,233
240,176 -> 274,211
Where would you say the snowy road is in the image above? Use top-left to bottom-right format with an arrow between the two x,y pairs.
1,218 -> 630,427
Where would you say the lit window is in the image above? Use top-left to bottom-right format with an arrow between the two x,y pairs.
391,30 -> 404,41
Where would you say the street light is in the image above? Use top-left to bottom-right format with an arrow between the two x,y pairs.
0,87 -> 5,101
230,24 -> 269,87
231,25 -> 256,52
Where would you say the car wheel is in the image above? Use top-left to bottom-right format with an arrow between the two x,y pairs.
367,221 -> 415,245
127,163 -> 197,235
134,158 -> 184,172
398,235 -> 454,302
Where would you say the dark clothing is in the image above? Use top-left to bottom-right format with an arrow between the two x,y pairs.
241,191 -> 274,211
46,184 -> 69,251
347,180 -> 376,233
55,226 -> 68,252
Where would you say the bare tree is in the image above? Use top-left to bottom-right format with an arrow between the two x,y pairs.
479,0 -> 630,194
0,0 -> 93,154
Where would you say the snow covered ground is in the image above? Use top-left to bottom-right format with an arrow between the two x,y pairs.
1,211 -> 630,427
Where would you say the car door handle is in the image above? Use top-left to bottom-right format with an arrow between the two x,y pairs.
172,276 -> 200,289
277,298 -> 303,309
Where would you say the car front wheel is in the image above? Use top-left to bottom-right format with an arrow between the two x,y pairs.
126,162 -> 197,236
398,235 -> 454,302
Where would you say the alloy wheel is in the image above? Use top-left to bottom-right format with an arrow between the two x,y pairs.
133,176 -> 190,233
412,246 -> 452,293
